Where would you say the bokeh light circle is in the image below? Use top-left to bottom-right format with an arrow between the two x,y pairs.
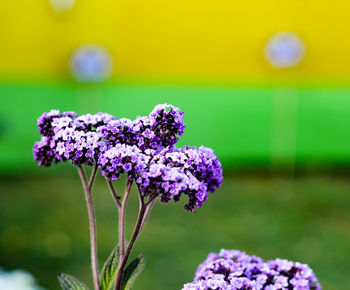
50,0 -> 75,12
69,44 -> 113,83
264,32 -> 305,68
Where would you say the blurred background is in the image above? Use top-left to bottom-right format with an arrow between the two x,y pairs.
1,0 -> 350,289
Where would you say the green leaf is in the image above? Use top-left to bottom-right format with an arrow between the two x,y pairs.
100,245 -> 120,290
57,273 -> 89,290
121,253 -> 145,290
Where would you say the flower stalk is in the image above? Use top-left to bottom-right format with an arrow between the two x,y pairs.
77,165 -> 100,290
107,181 -> 121,207
114,187 -> 149,290
118,179 -> 133,259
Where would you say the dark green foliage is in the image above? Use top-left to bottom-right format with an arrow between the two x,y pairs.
100,245 -> 119,290
58,273 -> 89,290
121,254 -> 145,290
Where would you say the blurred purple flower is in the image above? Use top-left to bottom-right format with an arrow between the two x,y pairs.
183,249 -> 321,290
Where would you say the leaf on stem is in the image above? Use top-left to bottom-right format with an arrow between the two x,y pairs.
100,245 -> 120,290
58,273 -> 89,290
121,253 -> 145,290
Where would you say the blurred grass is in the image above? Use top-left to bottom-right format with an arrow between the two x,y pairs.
0,170 -> 350,289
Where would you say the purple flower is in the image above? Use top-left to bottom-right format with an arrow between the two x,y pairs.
183,249 -> 321,290
34,105 -> 222,211
33,136 -> 55,167
37,110 -> 61,137
53,128 -> 102,165
34,110 -> 114,166
136,163 -> 208,212
98,111 -> 221,212
73,112 -> 115,132
97,144 -> 149,181
98,118 -> 135,147
100,104 -> 186,152
151,145 -> 223,193
148,103 -> 185,148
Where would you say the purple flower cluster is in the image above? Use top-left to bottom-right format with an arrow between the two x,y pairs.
136,163 -> 208,212
148,104 -> 185,148
98,144 -> 150,180
183,249 -> 321,290
138,146 -> 223,211
99,104 -> 185,151
151,146 -> 223,193
33,136 -> 55,167
33,110 -> 114,167
34,104 -> 222,211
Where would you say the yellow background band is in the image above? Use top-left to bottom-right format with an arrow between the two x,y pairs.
1,0 -> 350,81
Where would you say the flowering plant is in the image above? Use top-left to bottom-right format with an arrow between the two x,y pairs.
33,104 -> 223,290
183,249 -> 321,290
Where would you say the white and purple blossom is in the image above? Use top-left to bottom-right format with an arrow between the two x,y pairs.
36,109 -> 61,137
97,144 -> 149,181
33,104 -> 222,211
34,110 -> 113,166
148,103 -> 185,148
135,163 -> 208,212
98,118 -> 136,147
183,249 -> 321,290
151,145 -> 223,193
73,112 -> 115,131
135,144 -> 223,212
100,104 -> 186,152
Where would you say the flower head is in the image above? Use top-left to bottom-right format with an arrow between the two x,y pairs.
98,118 -> 135,147
136,163 -> 208,212
183,249 -> 321,290
33,136 -> 55,167
152,145 -> 223,193
34,110 -> 113,166
97,144 -> 149,181
34,104 -> 222,212
148,104 -> 185,148
73,112 -> 115,132
37,110 -> 61,137
100,104 -> 186,152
